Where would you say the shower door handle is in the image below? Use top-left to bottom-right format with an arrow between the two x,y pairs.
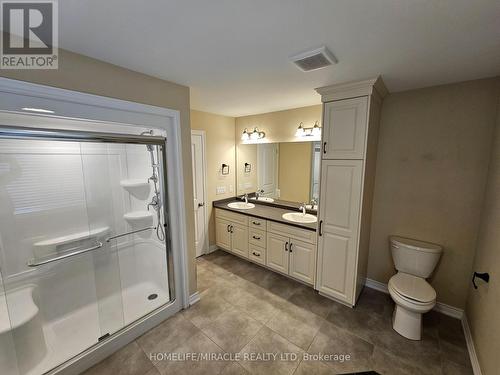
27,241 -> 103,267
105,226 -> 156,242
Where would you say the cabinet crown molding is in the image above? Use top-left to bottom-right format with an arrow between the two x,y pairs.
315,76 -> 388,103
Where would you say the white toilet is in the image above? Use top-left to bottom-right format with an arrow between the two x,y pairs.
388,236 -> 442,340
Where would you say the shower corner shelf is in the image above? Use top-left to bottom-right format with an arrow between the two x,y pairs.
33,226 -> 110,249
120,179 -> 149,188
120,179 -> 151,199
124,211 -> 153,226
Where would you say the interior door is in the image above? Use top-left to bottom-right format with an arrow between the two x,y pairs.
231,223 -> 248,258
289,239 -> 316,285
257,143 -> 278,197
266,232 -> 289,274
191,132 -> 207,257
316,159 -> 363,304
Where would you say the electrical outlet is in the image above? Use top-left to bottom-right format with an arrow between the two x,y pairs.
216,186 -> 226,195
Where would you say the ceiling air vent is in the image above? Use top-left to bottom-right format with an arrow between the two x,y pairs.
290,46 -> 337,72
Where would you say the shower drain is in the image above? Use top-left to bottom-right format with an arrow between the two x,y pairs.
148,293 -> 158,301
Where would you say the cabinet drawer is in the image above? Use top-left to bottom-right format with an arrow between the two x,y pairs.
267,221 -> 317,244
249,217 -> 266,230
215,208 -> 248,226
249,228 -> 266,248
249,244 -> 265,265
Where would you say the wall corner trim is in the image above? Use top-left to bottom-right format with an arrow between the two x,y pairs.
364,278 -> 464,319
188,291 -> 201,306
462,314 -> 483,375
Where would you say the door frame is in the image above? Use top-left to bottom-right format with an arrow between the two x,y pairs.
0,77 -> 190,375
191,129 -> 209,256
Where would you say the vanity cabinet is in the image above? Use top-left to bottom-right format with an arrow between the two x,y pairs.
266,222 -> 317,285
215,209 -> 249,258
315,77 -> 387,306
214,207 -> 316,285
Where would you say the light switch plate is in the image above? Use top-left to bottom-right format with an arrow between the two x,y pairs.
216,186 -> 226,195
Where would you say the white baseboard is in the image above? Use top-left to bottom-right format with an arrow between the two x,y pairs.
188,291 -> 200,306
462,314 -> 482,375
207,245 -> 219,254
365,278 -> 464,319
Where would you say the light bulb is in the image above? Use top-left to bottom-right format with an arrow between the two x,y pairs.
312,122 -> 321,137
241,129 -> 250,141
295,123 -> 305,137
250,128 -> 259,140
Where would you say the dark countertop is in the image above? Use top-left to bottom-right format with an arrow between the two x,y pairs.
213,198 -> 317,231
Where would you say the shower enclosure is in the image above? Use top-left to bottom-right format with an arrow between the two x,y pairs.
0,126 -> 175,375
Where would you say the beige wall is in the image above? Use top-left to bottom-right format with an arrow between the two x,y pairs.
465,97 -> 500,375
278,142 -> 312,202
190,110 -> 236,246
235,104 -> 322,144
0,45 -> 197,294
368,77 -> 500,308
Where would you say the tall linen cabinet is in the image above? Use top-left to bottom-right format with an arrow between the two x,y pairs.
315,77 -> 387,306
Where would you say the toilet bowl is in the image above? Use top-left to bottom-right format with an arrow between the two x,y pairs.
389,236 -> 442,340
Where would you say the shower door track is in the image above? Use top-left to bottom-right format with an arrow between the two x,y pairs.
0,125 -> 166,145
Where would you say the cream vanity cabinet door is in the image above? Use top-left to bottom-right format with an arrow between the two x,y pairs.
322,97 -> 368,160
231,223 -> 249,258
215,217 -> 232,251
289,239 -> 316,285
316,159 -> 363,304
266,232 -> 289,274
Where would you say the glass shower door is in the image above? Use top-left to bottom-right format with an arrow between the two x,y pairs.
0,138 -> 125,374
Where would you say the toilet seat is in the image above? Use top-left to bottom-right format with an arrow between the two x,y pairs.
388,273 -> 436,304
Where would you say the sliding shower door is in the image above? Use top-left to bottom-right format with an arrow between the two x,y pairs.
0,131 -> 173,375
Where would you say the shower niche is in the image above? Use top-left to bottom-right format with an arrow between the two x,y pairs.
0,128 -> 173,375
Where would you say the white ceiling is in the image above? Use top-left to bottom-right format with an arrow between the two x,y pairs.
59,0 -> 500,117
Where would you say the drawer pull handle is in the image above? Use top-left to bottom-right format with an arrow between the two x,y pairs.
285,241 -> 289,252
227,224 -> 231,232
252,235 -> 261,240
252,252 -> 260,257
289,243 -> 293,253
252,221 -> 261,226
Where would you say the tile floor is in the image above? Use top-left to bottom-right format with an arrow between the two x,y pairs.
83,250 -> 472,375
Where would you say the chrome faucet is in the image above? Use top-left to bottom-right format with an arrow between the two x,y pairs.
240,193 -> 249,204
299,203 -> 307,215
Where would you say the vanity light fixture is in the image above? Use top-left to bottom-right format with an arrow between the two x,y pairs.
242,127 -> 265,142
295,121 -> 321,138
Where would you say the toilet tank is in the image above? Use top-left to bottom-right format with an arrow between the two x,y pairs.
390,236 -> 442,278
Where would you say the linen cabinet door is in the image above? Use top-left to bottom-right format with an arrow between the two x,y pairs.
322,97 -> 368,160
316,159 -> 363,305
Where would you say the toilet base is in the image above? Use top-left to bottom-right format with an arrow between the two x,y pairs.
392,304 -> 422,340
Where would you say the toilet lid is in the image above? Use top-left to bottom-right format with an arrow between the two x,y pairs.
389,273 -> 436,303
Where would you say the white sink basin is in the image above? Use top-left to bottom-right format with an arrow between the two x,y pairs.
251,196 -> 275,203
227,202 -> 255,210
282,212 -> 317,224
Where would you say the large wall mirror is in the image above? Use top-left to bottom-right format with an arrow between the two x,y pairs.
236,141 -> 321,206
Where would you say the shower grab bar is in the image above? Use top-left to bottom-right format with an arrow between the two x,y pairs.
105,226 -> 156,242
27,241 -> 103,267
